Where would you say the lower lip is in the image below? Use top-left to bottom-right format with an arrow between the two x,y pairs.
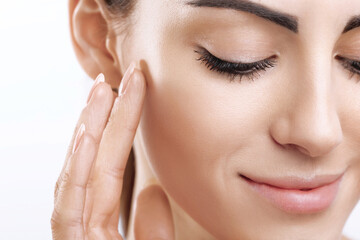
241,175 -> 343,214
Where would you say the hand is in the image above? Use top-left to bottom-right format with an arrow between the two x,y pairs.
51,63 -> 174,240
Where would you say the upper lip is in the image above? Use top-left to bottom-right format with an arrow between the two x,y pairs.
239,172 -> 344,190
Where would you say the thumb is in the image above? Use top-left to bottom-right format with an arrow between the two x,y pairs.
134,184 -> 175,240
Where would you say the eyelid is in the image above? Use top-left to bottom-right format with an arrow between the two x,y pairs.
195,48 -> 360,83
336,55 -> 360,80
195,47 -> 273,65
194,46 -> 277,82
336,55 -> 360,63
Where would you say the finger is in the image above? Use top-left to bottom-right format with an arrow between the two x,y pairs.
88,65 -> 146,227
134,185 -> 175,240
83,79 -> 131,235
82,89 -> 119,230
55,78 -> 114,199
66,74 -> 113,161
51,128 -> 97,239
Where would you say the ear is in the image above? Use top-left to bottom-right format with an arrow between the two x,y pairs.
68,0 -> 124,88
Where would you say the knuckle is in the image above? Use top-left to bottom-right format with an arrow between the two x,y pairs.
80,132 -> 97,150
50,209 -> 63,229
54,167 -> 70,200
54,179 -> 61,199
103,164 -> 126,181
51,208 -> 83,229
62,169 -> 71,185
65,181 -> 88,193
61,178 -> 88,194
123,122 -> 138,134
87,225 -> 104,238
59,168 -> 87,193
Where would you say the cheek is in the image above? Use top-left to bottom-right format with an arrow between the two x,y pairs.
138,52 -> 268,183
137,46 -> 275,237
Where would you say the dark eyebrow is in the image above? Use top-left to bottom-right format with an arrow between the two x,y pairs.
343,15 -> 360,34
185,0 -> 299,34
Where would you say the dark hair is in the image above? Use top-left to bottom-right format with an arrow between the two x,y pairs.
104,0 -> 137,22
103,0 -> 137,237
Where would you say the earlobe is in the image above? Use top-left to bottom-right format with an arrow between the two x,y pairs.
68,0 -> 123,87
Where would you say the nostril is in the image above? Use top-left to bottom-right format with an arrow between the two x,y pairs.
291,145 -> 310,155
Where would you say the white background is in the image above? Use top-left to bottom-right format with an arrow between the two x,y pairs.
0,1 -> 359,239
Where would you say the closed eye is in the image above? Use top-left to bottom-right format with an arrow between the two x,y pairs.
195,47 -> 360,83
194,47 -> 277,83
336,55 -> 360,81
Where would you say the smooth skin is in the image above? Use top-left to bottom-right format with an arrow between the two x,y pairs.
52,0 -> 359,239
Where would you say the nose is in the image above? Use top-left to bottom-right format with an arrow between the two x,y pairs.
270,69 -> 343,158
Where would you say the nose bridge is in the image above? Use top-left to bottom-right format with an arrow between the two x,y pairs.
271,47 -> 343,157
295,46 -> 332,120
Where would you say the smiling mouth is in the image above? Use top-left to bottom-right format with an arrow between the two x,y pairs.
240,174 -> 313,191
238,173 -> 344,214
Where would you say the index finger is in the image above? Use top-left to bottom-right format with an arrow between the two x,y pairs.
88,63 -> 146,227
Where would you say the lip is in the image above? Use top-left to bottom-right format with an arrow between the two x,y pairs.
239,172 -> 344,214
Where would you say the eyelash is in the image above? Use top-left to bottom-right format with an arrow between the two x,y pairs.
194,48 -> 277,83
195,48 -> 360,83
336,55 -> 360,81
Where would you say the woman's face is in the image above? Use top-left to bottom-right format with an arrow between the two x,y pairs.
120,0 -> 360,238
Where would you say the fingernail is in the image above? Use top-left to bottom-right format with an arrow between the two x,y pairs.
72,123 -> 86,154
87,73 -> 105,104
119,61 -> 136,96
